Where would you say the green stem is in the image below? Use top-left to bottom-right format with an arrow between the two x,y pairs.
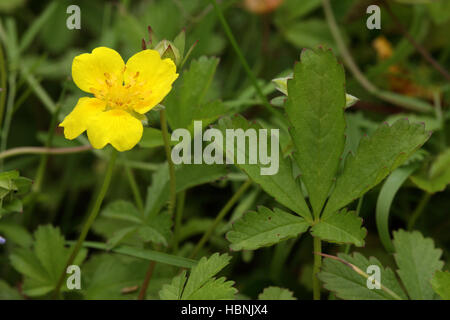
0,71 -> 16,169
0,145 -> 92,160
408,192 -> 431,230
0,43 -> 6,130
190,180 -> 252,259
173,190 -> 186,253
53,149 -> 118,298
313,236 -> 322,300
208,0 -> 282,118
125,165 -> 144,214
160,108 -> 176,216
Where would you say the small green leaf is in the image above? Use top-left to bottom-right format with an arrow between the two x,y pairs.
431,271 -> 450,300
0,280 -> 22,299
227,206 -> 310,251
323,119 -> 430,217
311,209 -> 367,247
159,253 -> 237,300
410,148 -> 450,193
258,286 -> 297,300
286,47 -> 346,216
393,230 -> 444,300
319,253 -> 407,300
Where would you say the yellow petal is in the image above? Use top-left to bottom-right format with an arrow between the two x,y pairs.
124,49 -> 178,114
72,47 -> 125,93
59,97 -> 106,140
87,110 -> 143,152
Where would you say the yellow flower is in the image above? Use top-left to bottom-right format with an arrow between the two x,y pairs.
60,47 -> 178,152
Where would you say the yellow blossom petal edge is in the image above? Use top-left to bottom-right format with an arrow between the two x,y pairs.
124,49 -> 179,114
72,47 -> 125,94
87,109 -> 143,152
61,47 -> 178,152
60,97 -> 106,140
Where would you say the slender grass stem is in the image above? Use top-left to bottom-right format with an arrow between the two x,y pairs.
0,43 -> 6,130
190,179 -> 252,259
160,108 -> 176,216
173,190 -> 186,253
137,108 -> 176,300
208,0 -> 282,118
53,150 -> 118,298
312,236 -> 322,300
137,260 -> 157,300
0,145 -> 92,160
408,192 -> 431,230
125,165 -> 144,214
0,71 -> 17,169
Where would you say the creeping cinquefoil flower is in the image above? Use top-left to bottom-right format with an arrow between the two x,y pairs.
60,47 -> 178,151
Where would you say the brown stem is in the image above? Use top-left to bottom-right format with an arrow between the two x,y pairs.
137,261 -> 156,300
383,1 -> 450,82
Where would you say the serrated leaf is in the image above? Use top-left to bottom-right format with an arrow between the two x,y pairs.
393,230 -> 444,300
159,253 -> 236,300
319,253 -> 408,300
216,116 -> 312,221
286,47 -> 346,216
227,206 -> 310,251
311,209 -> 367,246
323,119 -> 430,216
258,286 -> 297,300
182,253 -> 232,298
10,225 -> 87,297
431,271 -> 450,300
159,271 -> 187,300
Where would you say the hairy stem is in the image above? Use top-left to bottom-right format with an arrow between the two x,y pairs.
190,180 -> 252,259
53,149 -> 118,298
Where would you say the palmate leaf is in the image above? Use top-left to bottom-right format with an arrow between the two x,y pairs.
286,46 -> 346,216
323,119 -> 430,217
318,252 -> 408,300
311,209 -> 367,247
159,253 -> 237,300
258,286 -> 297,300
216,116 -> 312,221
431,271 -> 450,300
10,225 -> 87,297
226,206 -> 310,251
393,230 -> 444,300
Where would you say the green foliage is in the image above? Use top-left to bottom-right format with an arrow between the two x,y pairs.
319,252 -> 407,300
393,230 -> 444,300
216,116 -> 312,221
323,119 -> 430,217
319,230 -> 444,300
258,286 -> 297,300
410,148 -> 450,193
311,209 -> 367,247
160,253 -> 237,300
0,170 -> 32,217
10,225 -> 87,297
286,47 -> 346,216
227,206 -> 309,251
431,271 -> 450,300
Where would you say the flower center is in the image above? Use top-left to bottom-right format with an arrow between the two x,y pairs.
90,70 -> 152,113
